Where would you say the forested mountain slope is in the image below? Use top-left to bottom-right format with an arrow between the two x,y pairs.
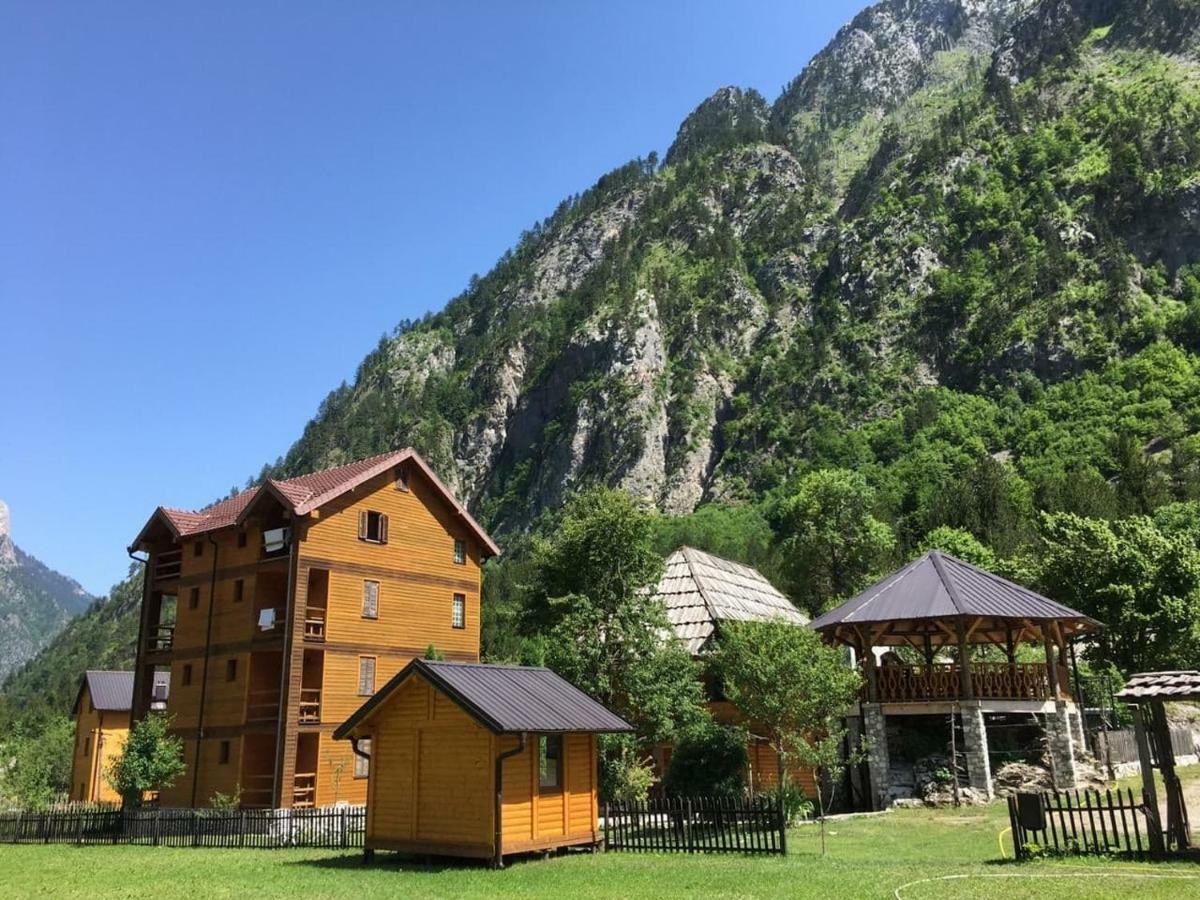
7,0 -> 1200,723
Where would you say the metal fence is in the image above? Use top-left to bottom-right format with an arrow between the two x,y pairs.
0,806 -> 365,849
1007,789 -> 1156,859
604,796 -> 786,855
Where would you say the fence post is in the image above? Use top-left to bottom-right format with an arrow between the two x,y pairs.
778,793 -> 787,855
153,808 -> 161,847
684,798 -> 693,854
603,802 -> 609,851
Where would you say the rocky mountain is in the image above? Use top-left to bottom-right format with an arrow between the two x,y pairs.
0,501 -> 93,678
7,0 -> 1200,719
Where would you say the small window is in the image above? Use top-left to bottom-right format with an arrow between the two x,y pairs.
453,539 -> 466,565
395,468 -> 409,492
451,593 -> 466,630
193,541 -> 203,558
237,530 -> 247,549
189,587 -> 200,610
539,735 -> 562,791
219,740 -> 231,765
362,580 -> 379,619
233,579 -> 244,603
358,510 -> 389,544
182,664 -> 193,686
357,656 -> 376,696
354,739 -> 371,779
83,736 -> 91,757
226,658 -> 238,682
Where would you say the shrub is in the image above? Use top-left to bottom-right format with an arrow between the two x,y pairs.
663,723 -> 748,799
760,781 -> 814,825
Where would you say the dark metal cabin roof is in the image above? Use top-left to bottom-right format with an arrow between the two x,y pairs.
1117,671 -> 1200,702
75,670 -> 135,713
334,659 -> 634,739
810,551 -> 1102,633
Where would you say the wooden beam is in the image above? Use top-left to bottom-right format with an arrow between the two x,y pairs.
1041,623 -> 1060,698
956,618 -> 974,700
862,625 -> 878,702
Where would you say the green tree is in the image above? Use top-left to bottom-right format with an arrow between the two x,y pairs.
1037,512 -> 1200,673
918,526 -> 997,570
107,713 -> 186,806
775,469 -> 895,614
528,489 -> 707,797
713,621 -> 863,843
0,715 -> 74,809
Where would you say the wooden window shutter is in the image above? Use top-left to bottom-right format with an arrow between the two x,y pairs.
379,514 -> 389,544
358,510 -> 368,541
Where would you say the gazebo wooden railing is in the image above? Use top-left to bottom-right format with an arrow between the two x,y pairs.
867,661 -> 1072,703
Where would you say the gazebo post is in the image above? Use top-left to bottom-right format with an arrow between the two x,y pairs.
1132,706 -> 1166,856
1042,622 -> 1077,788
954,617 -> 992,799
955,619 -> 974,700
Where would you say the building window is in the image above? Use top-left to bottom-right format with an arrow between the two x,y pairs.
226,658 -> 238,682
182,664 -> 193,686
395,468 -> 409,492
193,541 -> 203,558
362,580 -> 379,619
453,539 -> 466,565
354,739 -> 371,779
233,579 -> 244,603
358,510 -> 389,544
219,740 -> 231,765
83,736 -> 91,757
452,593 -> 466,630
539,735 -> 562,792
357,656 -> 376,696
189,587 -> 200,610
237,530 -> 247,549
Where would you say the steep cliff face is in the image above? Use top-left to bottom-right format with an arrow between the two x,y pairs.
0,501 -> 94,678
262,0 -> 1200,538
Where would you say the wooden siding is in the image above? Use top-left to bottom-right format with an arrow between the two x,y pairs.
69,688 -> 128,804
497,731 -> 598,853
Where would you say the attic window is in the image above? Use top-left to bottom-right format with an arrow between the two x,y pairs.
237,531 -> 247,549
358,510 -> 388,544
193,541 -> 203,558
395,468 -> 409,492
453,539 -> 466,566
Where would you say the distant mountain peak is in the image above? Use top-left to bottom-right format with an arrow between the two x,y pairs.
0,499 -> 14,567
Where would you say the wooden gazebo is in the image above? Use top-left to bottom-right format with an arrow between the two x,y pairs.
811,551 -> 1104,807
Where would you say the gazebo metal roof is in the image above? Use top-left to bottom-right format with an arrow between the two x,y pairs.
810,551 -> 1102,646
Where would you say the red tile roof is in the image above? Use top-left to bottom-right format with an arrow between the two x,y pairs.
130,449 -> 500,557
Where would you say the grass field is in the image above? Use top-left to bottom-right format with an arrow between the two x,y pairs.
3,772 -> 1198,899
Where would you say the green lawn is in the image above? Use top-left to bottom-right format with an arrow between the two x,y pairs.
3,776 -> 1198,899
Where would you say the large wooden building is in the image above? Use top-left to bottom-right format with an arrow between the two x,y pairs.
334,658 -> 632,866
650,546 -> 815,795
127,449 -> 499,809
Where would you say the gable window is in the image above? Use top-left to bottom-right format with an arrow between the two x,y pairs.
357,656 -> 376,696
233,579 -> 244,603
354,739 -> 371,778
362,580 -> 379,619
189,587 -> 200,610
182,664 -> 193,686
193,541 -> 203,558
538,735 -> 562,792
237,530 -> 247,549
219,740 -> 231,765
395,467 -> 409,492
358,510 -> 389,544
453,539 -> 466,565
226,658 -> 238,682
451,593 -> 466,630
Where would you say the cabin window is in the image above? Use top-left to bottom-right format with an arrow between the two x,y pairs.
219,740 -> 230,765
193,541 -> 203,558
182,663 -> 193,686
83,736 -> 91,757
451,593 -> 466,630
358,510 -> 389,544
226,658 -> 238,682
233,579 -> 244,603
354,739 -> 371,779
237,530 -> 247,549
395,468 -> 409,492
362,580 -> 379,619
453,539 -> 466,565
538,735 -> 562,792
357,656 -> 376,696
189,587 -> 200,610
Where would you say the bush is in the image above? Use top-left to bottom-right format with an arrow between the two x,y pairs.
663,723 -> 748,799
760,781 -> 814,825
598,734 -> 656,803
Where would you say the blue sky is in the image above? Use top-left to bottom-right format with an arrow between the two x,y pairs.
0,1 -> 863,595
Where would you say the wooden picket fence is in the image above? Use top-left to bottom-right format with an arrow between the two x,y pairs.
604,796 -> 786,855
0,806 -> 365,849
1007,788 -> 1157,859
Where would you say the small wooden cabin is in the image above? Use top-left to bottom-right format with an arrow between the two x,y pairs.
334,658 -> 632,866
70,670 -> 169,803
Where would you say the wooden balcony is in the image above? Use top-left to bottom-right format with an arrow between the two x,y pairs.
253,606 -> 286,639
298,688 -> 321,724
293,772 -> 316,808
869,661 -> 1071,704
246,688 -> 281,723
146,624 -> 175,653
153,548 -> 182,581
241,773 -> 275,808
303,607 -> 326,641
